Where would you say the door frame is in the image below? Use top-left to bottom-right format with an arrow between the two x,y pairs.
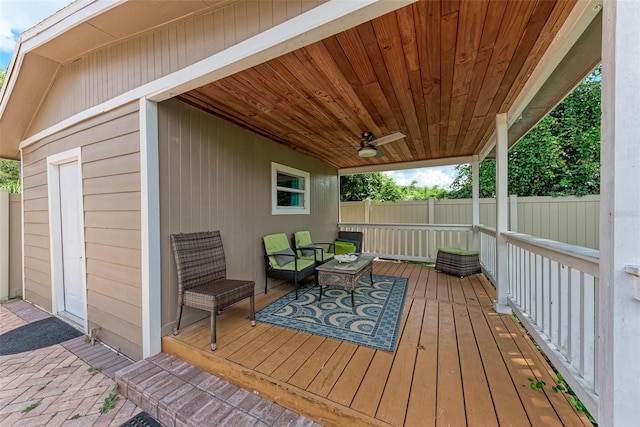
47,147 -> 88,332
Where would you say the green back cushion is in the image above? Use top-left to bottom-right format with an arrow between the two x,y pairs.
294,231 -> 316,257
333,240 -> 356,254
294,231 -> 312,247
264,233 -> 293,268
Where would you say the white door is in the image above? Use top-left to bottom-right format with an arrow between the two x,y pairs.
58,161 -> 84,319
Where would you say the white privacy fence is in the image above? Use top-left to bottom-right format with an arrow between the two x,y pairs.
478,226 -> 599,419
338,222 -> 474,262
341,195 -> 600,249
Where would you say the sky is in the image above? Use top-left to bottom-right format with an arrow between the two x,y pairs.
0,0 -> 73,69
0,0 -> 459,189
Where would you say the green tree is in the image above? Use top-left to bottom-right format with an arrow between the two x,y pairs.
0,68 -> 22,193
340,173 -> 449,201
449,66 -> 601,198
340,172 -> 404,202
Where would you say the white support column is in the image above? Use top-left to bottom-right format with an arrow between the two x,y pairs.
140,98 -> 162,358
471,155 -> 480,250
598,1 -> 640,424
0,189 -> 8,301
494,113 -> 510,314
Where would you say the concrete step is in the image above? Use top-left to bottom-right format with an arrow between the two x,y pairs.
115,353 -> 321,427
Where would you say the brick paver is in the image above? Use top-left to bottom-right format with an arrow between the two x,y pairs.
0,302 -> 142,426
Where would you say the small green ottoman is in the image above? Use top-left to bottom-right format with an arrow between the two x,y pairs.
435,248 -> 481,277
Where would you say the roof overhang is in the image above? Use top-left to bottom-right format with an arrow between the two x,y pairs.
0,0 -> 235,159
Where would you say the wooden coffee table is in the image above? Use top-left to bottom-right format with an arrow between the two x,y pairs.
315,255 -> 374,306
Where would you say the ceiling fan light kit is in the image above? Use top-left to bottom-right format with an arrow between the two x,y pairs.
358,145 -> 378,158
356,131 -> 405,158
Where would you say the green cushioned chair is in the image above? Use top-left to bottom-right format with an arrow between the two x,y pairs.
332,240 -> 356,254
293,231 -> 335,263
263,233 -> 317,299
332,231 -> 363,254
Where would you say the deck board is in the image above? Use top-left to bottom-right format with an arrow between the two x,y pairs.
376,298 -> 424,426
404,298 -> 439,427
163,260 -> 591,427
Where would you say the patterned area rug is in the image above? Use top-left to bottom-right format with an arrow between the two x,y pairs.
255,275 -> 408,351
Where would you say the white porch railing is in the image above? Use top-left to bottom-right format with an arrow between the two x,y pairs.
478,225 -> 600,419
477,225 -> 497,283
338,222 -> 474,262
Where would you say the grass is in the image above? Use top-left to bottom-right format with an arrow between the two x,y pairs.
88,366 -> 102,376
99,385 -> 119,414
513,314 -> 597,425
22,401 -> 41,413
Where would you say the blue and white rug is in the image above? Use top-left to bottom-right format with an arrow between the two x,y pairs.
255,275 -> 408,352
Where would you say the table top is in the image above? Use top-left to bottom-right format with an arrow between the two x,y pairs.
315,255 -> 374,274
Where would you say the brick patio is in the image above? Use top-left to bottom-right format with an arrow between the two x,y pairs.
0,300 -> 318,427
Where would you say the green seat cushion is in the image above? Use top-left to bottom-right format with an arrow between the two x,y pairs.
299,251 -> 335,262
270,258 -> 316,271
332,240 -> 356,255
439,247 -> 479,256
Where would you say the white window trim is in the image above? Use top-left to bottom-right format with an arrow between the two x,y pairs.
272,162 -> 310,215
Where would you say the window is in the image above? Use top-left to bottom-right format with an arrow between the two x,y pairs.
272,162 -> 310,215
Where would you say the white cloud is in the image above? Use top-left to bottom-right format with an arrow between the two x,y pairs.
0,0 -> 72,54
384,166 -> 458,189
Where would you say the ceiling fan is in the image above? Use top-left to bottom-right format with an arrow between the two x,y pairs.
358,131 -> 406,158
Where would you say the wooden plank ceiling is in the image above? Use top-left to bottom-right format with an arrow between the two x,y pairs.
178,0 -> 577,170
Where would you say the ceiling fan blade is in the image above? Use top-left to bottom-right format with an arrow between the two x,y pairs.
372,132 -> 405,147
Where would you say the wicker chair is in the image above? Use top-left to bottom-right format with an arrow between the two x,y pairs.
170,231 -> 255,351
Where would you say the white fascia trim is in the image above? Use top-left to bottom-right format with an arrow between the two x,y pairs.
0,0 -> 119,117
478,131 -> 496,162
20,0 -> 414,150
139,98 -> 162,358
338,156 -> 472,176
506,0 -> 602,127
20,150 -> 25,300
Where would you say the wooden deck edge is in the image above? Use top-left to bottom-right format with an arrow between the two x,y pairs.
162,336 -> 394,427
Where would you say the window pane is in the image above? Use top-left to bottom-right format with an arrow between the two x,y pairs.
277,172 -> 304,190
277,190 -> 304,208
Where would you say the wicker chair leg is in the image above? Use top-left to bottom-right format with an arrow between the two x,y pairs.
265,275 -> 268,294
250,294 -> 256,327
210,310 -> 217,351
173,302 -> 184,335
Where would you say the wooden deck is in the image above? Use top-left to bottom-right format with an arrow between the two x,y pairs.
162,260 -> 591,427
